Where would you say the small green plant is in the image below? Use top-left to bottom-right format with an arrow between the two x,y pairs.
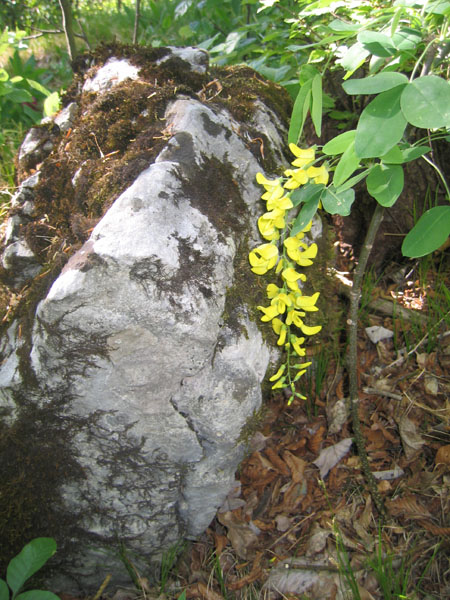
159,541 -> 186,595
366,533 -> 410,600
0,538 -> 60,600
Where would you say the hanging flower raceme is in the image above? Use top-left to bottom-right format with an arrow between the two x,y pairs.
249,145 -> 328,404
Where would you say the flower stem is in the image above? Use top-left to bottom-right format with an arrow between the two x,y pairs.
347,202 -> 387,520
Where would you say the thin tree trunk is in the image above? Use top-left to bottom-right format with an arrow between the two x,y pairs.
133,0 -> 141,45
58,0 -> 78,62
347,202 -> 387,520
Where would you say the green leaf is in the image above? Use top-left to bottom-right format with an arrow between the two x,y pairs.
0,69 -> 9,82
288,80 -> 312,145
366,164 -> 404,207
16,592 -> 60,600
355,85 -> 407,158
321,186 -> 355,216
342,72 -> 408,95
335,168 -> 371,192
311,74 -> 322,137
291,195 -> 321,236
339,42 -> 370,75
357,31 -> 397,57
26,78 -> 51,97
391,27 -> 422,50
424,1 -> 450,15
402,206 -> 450,257
290,183 -> 325,207
7,539 -> 57,598
390,7 -> 403,36
400,75 -> 450,129
2,88 -> 33,103
44,92 -> 61,117
322,130 -> 356,155
0,579 -> 9,600
333,141 -> 360,187
328,19 -> 360,33
381,145 -> 430,164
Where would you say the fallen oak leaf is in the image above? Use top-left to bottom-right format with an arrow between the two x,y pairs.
312,438 -> 353,478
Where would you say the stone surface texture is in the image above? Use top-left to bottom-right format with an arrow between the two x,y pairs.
0,46 -> 291,591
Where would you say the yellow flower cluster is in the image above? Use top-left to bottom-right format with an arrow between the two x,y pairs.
248,145 -> 327,401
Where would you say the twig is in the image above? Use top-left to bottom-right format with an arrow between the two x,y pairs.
363,387 -> 403,401
347,202 -> 387,520
91,574 -> 111,600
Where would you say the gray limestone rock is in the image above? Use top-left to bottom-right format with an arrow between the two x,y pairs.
0,46 -> 291,592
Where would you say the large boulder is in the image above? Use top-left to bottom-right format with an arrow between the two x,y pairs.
0,45 -> 292,591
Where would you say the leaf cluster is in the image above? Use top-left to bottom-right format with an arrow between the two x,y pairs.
0,30 -> 60,127
0,538 -> 59,600
285,0 -> 450,258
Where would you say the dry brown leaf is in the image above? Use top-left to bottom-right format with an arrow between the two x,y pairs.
217,511 -> 259,559
265,447 -> 290,476
226,552 -> 263,590
397,414 -> 425,459
282,450 -> 306,483
307,424 -> 326,454
256,451 -> 277,472
186,582 -> 224,600
212,532 -> 229,555
305,522 -> 331,555
435,444 -> 450,465
417,520 -> 450,536
278,480 -> 307,513
312,438 -> 353,478
387,495 -> 432,519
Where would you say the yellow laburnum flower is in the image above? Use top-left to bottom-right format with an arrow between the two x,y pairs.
256,172 -> 281,189
284,168 -> 309,190
291,335 -> 306,356
257,304 -> 279,322
267,194 -> 294,211
294,363 -> 312,381
270,292 -> 292,314
289,144 -> 315,168
272,377 -> 286,390
286,309 -> 307,328
249,243 -> 278,275
258,208 -> 286,240
257,218 -> 280,241
300,323 -> 322,336
269,363 -> 286,381
306,165 -> 329,185
272,318 -> 287,345
266,283 -> 280,298
293,291 -> 320,311
261,184 -> 284,203
276,258 -> 285,274
284,239 -> 318,267
281,267 -> 304,290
